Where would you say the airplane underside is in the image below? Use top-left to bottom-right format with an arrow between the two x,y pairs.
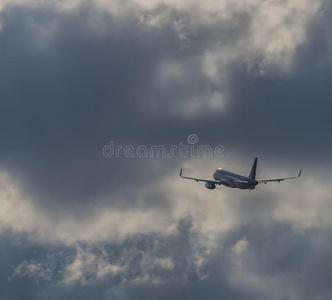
222,182 -> 256,190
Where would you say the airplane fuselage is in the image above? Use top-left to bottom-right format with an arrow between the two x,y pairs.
213,169 -> 258,189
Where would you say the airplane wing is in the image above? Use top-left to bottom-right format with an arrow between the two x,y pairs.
179,168 -> 222,185
257,169 -> 302,184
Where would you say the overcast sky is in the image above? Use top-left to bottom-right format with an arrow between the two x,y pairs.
1,0 -> 332,299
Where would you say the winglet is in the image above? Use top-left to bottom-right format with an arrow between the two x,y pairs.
298,169 -> 302,177
180,168 -> 183,177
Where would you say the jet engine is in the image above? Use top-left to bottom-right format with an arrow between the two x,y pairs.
205,182 -> 216,190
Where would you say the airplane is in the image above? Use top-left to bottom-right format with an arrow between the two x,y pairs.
180,158 -> 301,190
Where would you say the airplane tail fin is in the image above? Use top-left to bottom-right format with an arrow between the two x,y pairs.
249,157 -> 258,179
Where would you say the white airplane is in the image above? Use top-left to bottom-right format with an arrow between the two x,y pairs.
180,158 -> 301,190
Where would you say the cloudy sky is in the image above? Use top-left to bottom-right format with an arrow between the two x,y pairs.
1,0 -> 332,299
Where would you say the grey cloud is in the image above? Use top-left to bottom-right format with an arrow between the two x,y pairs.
8,222 -> 332,300
1,0 -> 332,299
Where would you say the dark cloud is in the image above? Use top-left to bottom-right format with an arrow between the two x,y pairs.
0,1 -> 330,208
1,1 -> 332,299
6,222 -> 332,300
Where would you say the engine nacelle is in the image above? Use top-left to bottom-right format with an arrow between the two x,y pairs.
205,182 -> 216,190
